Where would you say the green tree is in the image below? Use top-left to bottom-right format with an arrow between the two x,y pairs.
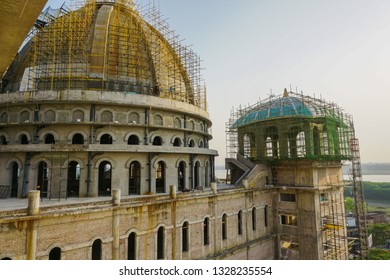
368,223 -> 390,246
344,197 -> 355,213
368,248 -> 390,260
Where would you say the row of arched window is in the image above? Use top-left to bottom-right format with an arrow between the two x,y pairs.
242,124 -> 346,160
0,111 -> 208,132
0,206 -> 269,260
0,132 -> 207,148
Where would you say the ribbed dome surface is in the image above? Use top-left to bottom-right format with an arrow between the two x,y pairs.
2,1 -> 198,105
234,92 -> 341,127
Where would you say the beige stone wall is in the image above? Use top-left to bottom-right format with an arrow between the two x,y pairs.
0,186 -> 276,260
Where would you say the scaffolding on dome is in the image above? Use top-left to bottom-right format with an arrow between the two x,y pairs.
225,89 -> 368,259
15,0 -> 207,110
226,91 -> 353,163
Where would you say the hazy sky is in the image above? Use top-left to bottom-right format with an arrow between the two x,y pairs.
45,0 -> 390,165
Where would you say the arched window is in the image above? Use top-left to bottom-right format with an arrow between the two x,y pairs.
238,210 -> 243,235
100,134 -> 113,144
188,139 -> 195,148
20,111 -> 30,123
128,135 -> 139,145
67,161 -> 80,197
173,137 -> 181,147
174,118 -> 181,128
37,161 -> 49,198
296,131 -> 306,157
0,112 -> 7,123
205,161 -> 210,188
264,205 -> 269,227
182,222 -> 189,252
313,127 -> 320,157
49,247 -> 61,260
98,161 -> 112,196
72,133 -> 84,144
44,110 -> 56,123
128,232 -> 136,260
44,134 -> 55,144
194,161 -> 200,188
0,135 -> 7,145
129,161 -> 141,195
203,218 -> 210,245
10,162 -> 20,198
101,110 -> 113,123
92,239 -> 102,260
188,120 -> 195,130
129,112 -> 140,124
252,207 -> 257,231
154,115 -> 163,126
72,110 -> 84,122
243,134 -> 251,158
20,134 -> 28,145
153,136 -> 162,146
222,214 -> 227,240
178,161 -> 186,191
156,161 -> 165,193
157,227 -> 165,260
199,140 -> 204,148
266,137 -> 273,158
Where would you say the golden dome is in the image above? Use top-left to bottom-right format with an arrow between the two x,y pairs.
2,1 -> 203,107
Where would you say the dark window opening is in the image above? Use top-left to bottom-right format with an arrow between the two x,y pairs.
252,207 -> 257,231
128,135 -> 139,145
222,214 -> 227,240
128,233 -> 136,260
129,161 -> 141,195
182,222 -> 189,252
21,134 -> 28,145
203,218 -> 210,246
194,161 -> 200,188
264,205 -> 269,227
173,137 -> 181,147
49,247 -> 61,260
67,161 -> 80,197
157,227 -> 164,260
72,133 -> 84,144
100,134 -> 113,144
153,136 -> 162,146
44,134 -> 55,144
11,162 -> 19,198
92,239 -> 102,260
189,139 -> 195,147
156,161 -> 165,193
37,161 -> 49,198
178,161 -> 186,191
280,193 -> 296,202
0,135 -> 7,145
98,161 -> 112,196
238,211 -> 243,235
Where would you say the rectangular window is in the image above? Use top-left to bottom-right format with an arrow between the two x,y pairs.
280,214 -> 297,226
320,193 -> 327,202
280,193 -> 296,202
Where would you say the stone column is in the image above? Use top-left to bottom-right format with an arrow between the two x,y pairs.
26,191 -> 40,260
112,189 -> 121,260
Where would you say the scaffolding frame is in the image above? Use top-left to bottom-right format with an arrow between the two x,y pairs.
17,0 -> 207,110
319,190 -> 348,260
226,91 -> 353,162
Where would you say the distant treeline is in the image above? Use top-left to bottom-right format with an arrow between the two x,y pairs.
343,163 -> 390,175
345,181 -> 390,201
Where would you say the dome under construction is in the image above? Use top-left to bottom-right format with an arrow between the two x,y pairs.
0,0 -> 216,199
2,0 -> 204,107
